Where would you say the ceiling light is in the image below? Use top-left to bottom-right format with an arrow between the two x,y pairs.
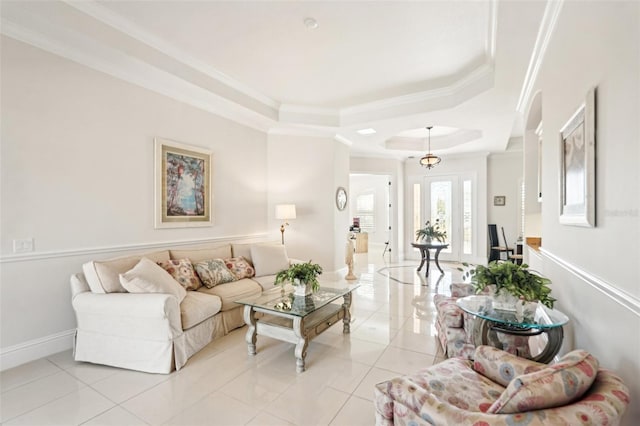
304,17 -> 318,29
419,126 -> 441,169
356,128 -> 376,135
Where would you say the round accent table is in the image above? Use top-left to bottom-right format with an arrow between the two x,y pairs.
456,295 -> 569,363
411,242 -> 449,277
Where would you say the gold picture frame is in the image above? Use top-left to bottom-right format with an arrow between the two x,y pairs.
154,138 -> 212,228
559,88 -> 596,227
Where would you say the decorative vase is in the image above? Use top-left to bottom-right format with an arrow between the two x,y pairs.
293,279 -> 313,297
491,288 -> 521,311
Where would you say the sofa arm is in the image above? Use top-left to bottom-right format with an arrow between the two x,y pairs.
473,346 -> 545,387
72,292 -> 183,340
450,283 -> 474,297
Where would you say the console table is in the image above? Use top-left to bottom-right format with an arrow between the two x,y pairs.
411,242 -> 449,277
456,295 -> 569,363
236,284 -> 359,372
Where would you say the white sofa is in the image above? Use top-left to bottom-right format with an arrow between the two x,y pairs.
70,241 -> 292,374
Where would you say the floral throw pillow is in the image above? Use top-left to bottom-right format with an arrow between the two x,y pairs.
224,256 -> 255,279
157,259 -> 202,291
194,259 -> 238,288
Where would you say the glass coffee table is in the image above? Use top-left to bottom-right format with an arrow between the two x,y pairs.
235,284 -> 359,372
456,295 -> 569,363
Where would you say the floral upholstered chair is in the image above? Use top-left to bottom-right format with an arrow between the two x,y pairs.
434,283 -> 531,359
374,346 -> 629,425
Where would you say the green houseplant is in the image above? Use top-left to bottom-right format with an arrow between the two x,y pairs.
415,219 -> 447,243
459,261 -> 555,309
275,261 -> 323,297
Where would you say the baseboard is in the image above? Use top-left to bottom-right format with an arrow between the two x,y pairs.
0,329 -> 75,371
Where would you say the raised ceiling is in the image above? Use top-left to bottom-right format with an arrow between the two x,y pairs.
1,0 -> 548,159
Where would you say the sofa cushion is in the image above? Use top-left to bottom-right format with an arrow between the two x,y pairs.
251,274 -> 277,291
224,257 -> 255,279
194,259 -> 238,288
197,278 -> 261,311
231,241 -> 279,265
119,258 -> 186,303
83,250 -> 170,293
169,244 -> 232,263
180,291 -> 222,329
488,350 -> 599,414
250,244 -> 289,277
158,259 -> 202,291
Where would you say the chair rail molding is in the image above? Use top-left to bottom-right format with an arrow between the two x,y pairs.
540,248 -> 640,318
0,233 -> 270,264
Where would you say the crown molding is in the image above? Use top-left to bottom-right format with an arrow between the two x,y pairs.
516,0 -> 564,114
64,0 -> 279,110
1,17 -> 276,132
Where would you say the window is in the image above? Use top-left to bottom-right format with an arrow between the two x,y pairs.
356,193 -> 375,232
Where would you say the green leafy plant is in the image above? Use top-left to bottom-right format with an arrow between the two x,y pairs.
415,219 -> 447,242
458,261 -> 555,308
274,261 -> 323,292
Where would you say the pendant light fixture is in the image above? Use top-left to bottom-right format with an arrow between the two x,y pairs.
419,126 -> 441,169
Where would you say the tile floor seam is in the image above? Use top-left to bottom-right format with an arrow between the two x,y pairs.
0,360 -> 63,394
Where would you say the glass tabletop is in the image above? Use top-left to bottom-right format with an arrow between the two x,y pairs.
456,295 -> 569,329
235,284 -> 359,317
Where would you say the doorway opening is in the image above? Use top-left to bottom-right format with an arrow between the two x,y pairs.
349,174 -> 391,259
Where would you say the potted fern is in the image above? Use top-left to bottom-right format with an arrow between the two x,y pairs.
415,219 -> 447,243
275,261 -> 323,297
459,261 -> 555,315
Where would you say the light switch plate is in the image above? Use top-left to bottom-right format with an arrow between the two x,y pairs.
13,238 -> 34,253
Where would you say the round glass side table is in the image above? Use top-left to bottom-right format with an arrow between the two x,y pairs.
456,295 -> 569,363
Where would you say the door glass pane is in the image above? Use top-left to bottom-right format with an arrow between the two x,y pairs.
463,180 -> 472,254
430,181 -> 451,252
413,183 -> 421,240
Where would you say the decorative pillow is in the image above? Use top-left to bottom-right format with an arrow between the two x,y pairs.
250,244 -> 289,277
473,345 -> 545,387
488,349 -> 599,414
194,259 -> 238,288
119,258 -> 186,302
157,259 -> 202,291
82,250 -> 170,293
224,257 -> 255,279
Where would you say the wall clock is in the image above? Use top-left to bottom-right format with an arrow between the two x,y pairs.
336,187 -> 348,211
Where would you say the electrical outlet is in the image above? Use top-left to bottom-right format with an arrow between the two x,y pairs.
13,238 -> 34,253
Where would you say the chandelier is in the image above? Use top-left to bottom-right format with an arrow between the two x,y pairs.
419,126 -> 441,169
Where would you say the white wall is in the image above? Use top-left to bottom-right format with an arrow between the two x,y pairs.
267,134 -> 350,271
526,2 -> 639,424
487,151 -> 523,248
0,37 -> 270,366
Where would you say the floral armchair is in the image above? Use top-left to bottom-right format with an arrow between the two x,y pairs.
434,283 -> 530,359
374,346 -> 629,425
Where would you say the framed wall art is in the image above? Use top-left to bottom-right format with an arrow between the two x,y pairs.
559,87 -> 596,227
154,138 -> 212,228
493,196 -> 506,206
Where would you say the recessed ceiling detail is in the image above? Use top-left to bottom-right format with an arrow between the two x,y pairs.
385,128 -> 483,152
0,0 -> 547,158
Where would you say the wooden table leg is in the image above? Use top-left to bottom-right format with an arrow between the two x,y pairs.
343,292 -> 353,334
293,317 -> 308,373
425,248 -> 431,277
416,248 -> 426,272
434,247 -> 445,274
243,306 -> 257,356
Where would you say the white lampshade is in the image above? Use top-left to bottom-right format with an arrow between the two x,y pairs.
275,204 -> 297,220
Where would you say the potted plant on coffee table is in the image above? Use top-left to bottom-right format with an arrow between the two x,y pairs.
459,261 -> 555,316
415,219 -> 447,243
275,261 -> 323,297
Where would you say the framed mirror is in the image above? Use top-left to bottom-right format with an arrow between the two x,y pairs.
336,187 -> 348,211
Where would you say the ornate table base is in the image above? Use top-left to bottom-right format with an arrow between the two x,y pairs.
243,292 -> 353,373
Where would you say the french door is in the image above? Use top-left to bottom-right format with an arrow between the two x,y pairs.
412,174 -> 476,262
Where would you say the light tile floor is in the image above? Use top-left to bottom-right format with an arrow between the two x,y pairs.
1,255 -> 462,425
